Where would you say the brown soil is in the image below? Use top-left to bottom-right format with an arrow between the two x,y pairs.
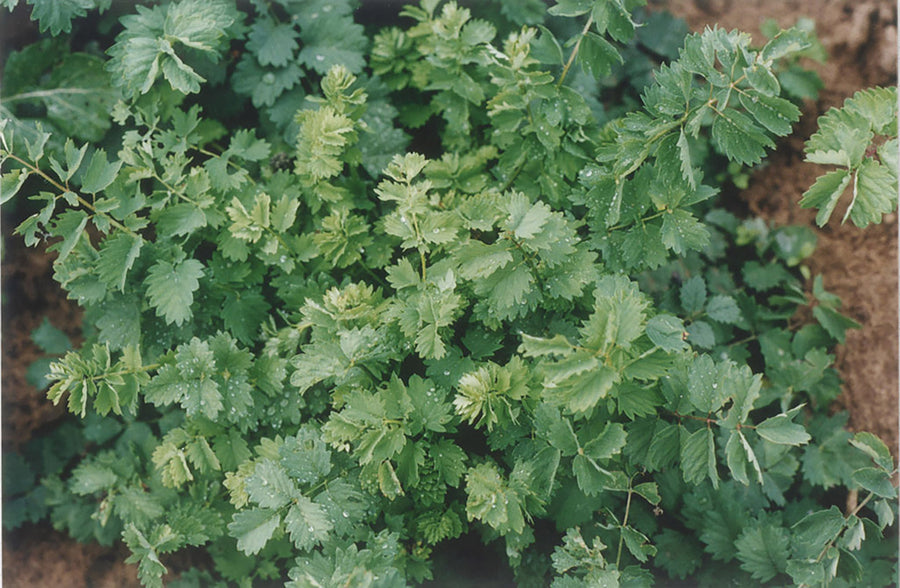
2,1 -> 897,585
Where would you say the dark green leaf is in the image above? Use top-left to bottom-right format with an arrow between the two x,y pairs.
851,467 -> 897,499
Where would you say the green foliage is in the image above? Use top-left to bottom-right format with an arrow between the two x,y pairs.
801,86 -> 898,227
2,1 -> 897,586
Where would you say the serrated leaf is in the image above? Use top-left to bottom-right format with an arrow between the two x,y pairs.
706,295 -> 741,324
734,522 -> 790,581
676,128 -> 698,189
156,203 -> 207,237
572,454 -> 618,496
80,148 -> 122,194
851,467 -> 897,499
70,461 -> 117,495
534,404 -> 579,456
725,430 -> 763,485
800,169 -> 852,227
740,92 -> 799,136
378,460 -> 404,500
686,320 -> 715,349
232,57 -> 304,108
508,199 -> 551,240
223,290 -> 270,346
872,500 -> 895,530
123,523 -> 170,588
579,32 -> 622,79
811,305 -> 860,344
25,0 -> 96,35
583,423 -> 627,460
247,20 -> 299,67
547,0 -> 593,17
284,496 -> 333,550
531,25 -> 564,65
645,314 -> 688,352
621,526 -> 656,563
51,210 -> 88,263
681,427 -> 717,487
519,333 -> 574,357
31,317 -> 72,354
297,16 -> 367,75
246,459 -> 295,509
228,129 -> 271,162
791,506 -> 844,559
756,412 -> 811,445
660,210 -> 709,255
712,109 -> 774,166
633,482 -> 660,505
228,508 -> 280,555
465,462 -> 523,533
849,157 -> 897,227
687,355 -> 728,413
680,276 -> 707,314
96,232 -> 143,292
430,439 -> 467,487
761,27 -> 812,61
144,258 -> 204,326
107,0 -> 236,97
848,432 -> 894,471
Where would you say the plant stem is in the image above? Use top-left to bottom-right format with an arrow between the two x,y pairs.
4,151 -> 137,236
615,485 -> 635,568
557,14 -> 594,88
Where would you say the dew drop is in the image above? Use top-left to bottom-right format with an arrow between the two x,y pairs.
342,511 -> 349,518
262,72 -> 276,84
315,54 -> 325,62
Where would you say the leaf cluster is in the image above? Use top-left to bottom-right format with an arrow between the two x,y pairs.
2,1 -> 897,587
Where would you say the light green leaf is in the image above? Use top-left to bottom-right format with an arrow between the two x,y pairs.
247,20 -> 299,67
800,169 -> 852,227
572,454 -> 618,496
228,508 -> 280,555
660,210 -> 709,255
80,148 -> 122,194
740,92 -> 800,136
50,210 -> 88,263
756,412 -> 811,446
645,314 -> 688,352
621,526 -> 656,563
851,467 -> 897,499
687,355 -> 727,414
519,333 -> 574,357
791,506 -> 844,559
582,422 -> 627,460
25,0 -> 96,35
246,459 -> 295,509
284,496 -> 333,550
712,110 -> 773,166
144,258 -> 204,326
96,232 -> 143,293
848,432 -> 894,471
